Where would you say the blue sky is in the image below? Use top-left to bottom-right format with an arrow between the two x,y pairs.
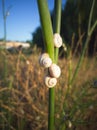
0,0 -> 66,42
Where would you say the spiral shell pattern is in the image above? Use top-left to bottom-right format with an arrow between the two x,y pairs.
44,76 -> 57,88
49,63 -> 61,78
53,33 -> 62,48
39,53 -> 49,66
42,57 -> 52,68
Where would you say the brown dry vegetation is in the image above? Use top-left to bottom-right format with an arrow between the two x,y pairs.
0,49 -> 97,130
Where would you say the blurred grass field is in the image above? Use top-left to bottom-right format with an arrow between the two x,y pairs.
0,48 -> 97,130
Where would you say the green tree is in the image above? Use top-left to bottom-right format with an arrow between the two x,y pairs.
61,0 -> 97,55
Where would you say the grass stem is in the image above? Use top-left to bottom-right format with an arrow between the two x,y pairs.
70,0 -> 96,85
37,0 -> 54,60
37,1 -> 55,130
53,0 -> 62,63
37,0 -> 62,129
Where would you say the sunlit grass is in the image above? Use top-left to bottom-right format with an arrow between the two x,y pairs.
0,49 -> 97,130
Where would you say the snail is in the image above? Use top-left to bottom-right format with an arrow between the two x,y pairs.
49,63 -> 61,78
53,33 -> 62,48
39,53 -> 61,87
39,53 -> 52,68
42,57 -> 52,68
44,76 -> 57,88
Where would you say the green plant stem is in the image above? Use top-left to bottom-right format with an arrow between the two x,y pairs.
53,0 -> 62,129
37,1 -> 55,130
68,51 -> 72,88
53,0 -> 62,63
70,36 -> 90,85
37,1 -> 62,129
89,20 -> 97,36
2,0 -> 6,44
2,0 -> 8,81
88,0 -> 95,34
48,87 -> 55,130
70,0 -> 96,85
37,0 -> 54,60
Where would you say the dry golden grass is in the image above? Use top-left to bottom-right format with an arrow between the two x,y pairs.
0,50 -> 97,130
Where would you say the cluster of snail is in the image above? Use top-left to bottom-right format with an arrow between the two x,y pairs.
39,33 -> 62,88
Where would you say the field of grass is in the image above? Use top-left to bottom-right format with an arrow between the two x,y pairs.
0,49 -> 97,130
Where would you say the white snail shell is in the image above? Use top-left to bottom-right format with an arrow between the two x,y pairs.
39,53 -> 49,66
53,33 -> 62,48
42,57 -> 52,68
49,63 -> 61,78
44,76 -> 57,88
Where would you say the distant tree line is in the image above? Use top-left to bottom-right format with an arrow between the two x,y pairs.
32,0 -> 97,56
